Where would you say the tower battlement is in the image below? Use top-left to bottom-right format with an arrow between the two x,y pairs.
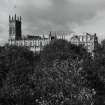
9,14 -> 21,22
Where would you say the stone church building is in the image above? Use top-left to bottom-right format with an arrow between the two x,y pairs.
8,14 -> 98,55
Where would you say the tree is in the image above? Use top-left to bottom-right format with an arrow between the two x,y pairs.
85,40 -> 105,105
0,45 -> 40,105
0,40 -> 95,105
29,39 -> 94,105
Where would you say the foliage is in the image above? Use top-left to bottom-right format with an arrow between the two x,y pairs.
0,39 -> 102,105
0,46 -> 40,105
28,39 -> 94,105
84,40 -> 105,105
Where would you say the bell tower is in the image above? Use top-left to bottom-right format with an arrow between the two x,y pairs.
9,14 -> 22,40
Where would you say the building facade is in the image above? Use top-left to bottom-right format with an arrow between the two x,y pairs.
70,33 -> 98,55
8,15 -> 98,55
8,15 -> 51,52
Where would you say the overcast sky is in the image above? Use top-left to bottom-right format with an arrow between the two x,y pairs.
1,0 -> 105,42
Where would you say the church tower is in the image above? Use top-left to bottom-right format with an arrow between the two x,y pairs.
9,14 -> 22,40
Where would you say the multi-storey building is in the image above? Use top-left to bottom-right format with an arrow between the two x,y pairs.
8,15 -> 51,52
8,14 -> 98,55
70,33 -> 98,55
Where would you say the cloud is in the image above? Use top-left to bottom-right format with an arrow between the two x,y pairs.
0,0 -> 105,41
13,0 -> 105,35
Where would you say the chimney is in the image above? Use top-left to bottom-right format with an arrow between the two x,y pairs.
20,16 -> 21,22
9,15 -> 11,21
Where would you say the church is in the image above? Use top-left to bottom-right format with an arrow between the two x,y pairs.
8,14 -> 98,55
8,14 -> 56,52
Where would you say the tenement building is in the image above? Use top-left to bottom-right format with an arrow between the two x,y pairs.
70,33 -> 98,56
8,14 -> 98,55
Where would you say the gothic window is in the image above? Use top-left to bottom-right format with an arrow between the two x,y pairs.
13,27 -> 15,34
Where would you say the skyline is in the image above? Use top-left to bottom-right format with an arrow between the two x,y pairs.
1,0 -> 105,42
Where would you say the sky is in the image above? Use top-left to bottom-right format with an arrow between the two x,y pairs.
0,0 -> 105,42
